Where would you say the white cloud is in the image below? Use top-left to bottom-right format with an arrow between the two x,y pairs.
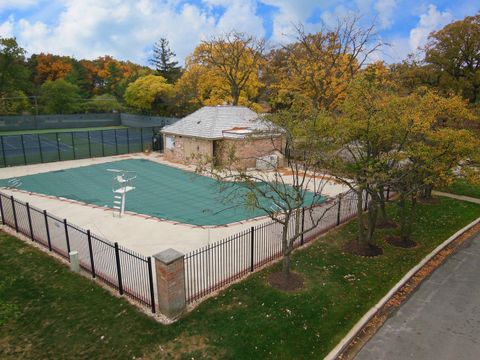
0,15 -> 14,37
374,0 -> 397,29
260,0 -> 323,43
3,0 -> 475,66
4,0 -> 267,64
0,0 -> 37,12
409,4 -> 452,50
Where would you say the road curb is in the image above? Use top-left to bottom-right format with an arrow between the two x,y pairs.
324,216 -> 480,360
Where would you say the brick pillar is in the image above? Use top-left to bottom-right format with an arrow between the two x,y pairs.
153,248 -> 186,319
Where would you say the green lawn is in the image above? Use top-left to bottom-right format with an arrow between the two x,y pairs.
0,126 -> 128,136
440,179 -> 480,199
1,197 -> 479,359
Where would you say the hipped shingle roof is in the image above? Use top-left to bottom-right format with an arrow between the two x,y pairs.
162,106 -> 272,139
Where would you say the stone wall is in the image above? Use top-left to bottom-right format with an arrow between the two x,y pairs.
163,134 -> 213,164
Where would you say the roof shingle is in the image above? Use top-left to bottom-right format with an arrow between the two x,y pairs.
161,106 -> 270,139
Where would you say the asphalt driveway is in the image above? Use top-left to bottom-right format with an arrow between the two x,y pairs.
355,231 -> 480,360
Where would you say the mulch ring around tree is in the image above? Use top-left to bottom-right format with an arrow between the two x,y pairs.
343,240 -> 383,257
418,197 -> 441,205
385,235 -> 418,248
268,271 -> 304,292
375,220 -> 398,229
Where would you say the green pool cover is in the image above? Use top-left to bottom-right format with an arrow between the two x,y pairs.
1,159 -> 323,226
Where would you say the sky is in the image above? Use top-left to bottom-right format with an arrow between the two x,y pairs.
0,0 -> 478,66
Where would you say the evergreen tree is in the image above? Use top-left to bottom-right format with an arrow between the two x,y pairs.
149,38 -> 182,83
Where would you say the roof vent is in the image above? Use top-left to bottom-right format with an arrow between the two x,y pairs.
197,120 -> 201,124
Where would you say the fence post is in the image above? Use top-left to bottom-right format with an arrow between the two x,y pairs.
147,257 -> 156,313
114,129 -> 119,154
101,130 -> 105,156
337,196 -> 342,226
37,134 -> 44,163
63,219 -> 71,254
114,242 -> 124,295
43,210 -> 52,251
87,131 -> 92,158
87,230 -> 96,278
56,132 -> 61,161
0,136 -> 6,166
301,207 -> 305,245
140,128 -> 144,150
26,202 -> 34,240
21,135 -> 27,165
10,196 -> 18,232
126,128 -> 130,153
250,226 -> 255,272
0,194 -> 5,225
153,249 -> 186,318
71,132 -> 76,159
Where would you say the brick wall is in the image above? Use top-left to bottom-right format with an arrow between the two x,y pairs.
217,136 -> 283,169
163,134 -> 213,164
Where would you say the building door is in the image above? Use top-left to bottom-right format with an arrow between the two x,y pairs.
152,131 -> 163,151
213,140 -> 220,166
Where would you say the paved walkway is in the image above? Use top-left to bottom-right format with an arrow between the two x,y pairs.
355,230 -> 480,360
432,190 -> 480,205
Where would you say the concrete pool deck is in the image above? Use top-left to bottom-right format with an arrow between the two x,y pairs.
0,153 -> 348,256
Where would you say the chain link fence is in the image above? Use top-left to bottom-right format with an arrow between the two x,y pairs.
0,127 -> 162,167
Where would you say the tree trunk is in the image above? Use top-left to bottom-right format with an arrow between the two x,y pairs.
421,184 -> 433,200
378,186 -> 388,223
282,255 -> 290,277
356,189 -> 366,244
231,85 -> 240,106
403,194 -> 417,242
367,200 -> 378,243
281,216 -> 290,276
399,193 -> 409,241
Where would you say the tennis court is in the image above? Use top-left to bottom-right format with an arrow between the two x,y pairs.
0,127 -> 158,167
0,159 -> 322,226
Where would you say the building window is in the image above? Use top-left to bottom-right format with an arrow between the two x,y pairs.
166,136 -> 174,150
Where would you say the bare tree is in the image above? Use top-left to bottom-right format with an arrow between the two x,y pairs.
195,110 -> 337,283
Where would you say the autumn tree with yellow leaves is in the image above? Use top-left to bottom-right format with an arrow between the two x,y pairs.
124,75 -> 174,115
266,16 -> 383,113
320,72 -> 478,254
175,31 -> 265,112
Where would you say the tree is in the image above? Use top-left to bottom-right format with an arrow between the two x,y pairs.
0,37 -> 30,97
65,59 -> 94,98
267,16 -> 382,112
30,53 -> 73,87
84,94 -> 123,113
123,75 -> 173,114
389,54 -> 439,95
195,110 -> 334,284
424,14 -> 480,103
40,79 -> 82,114
318,73 -> 403,256
0,90 -> 30,115
388,90 -> 478,245
150,38 -> 182,83
189,31 -> 265,106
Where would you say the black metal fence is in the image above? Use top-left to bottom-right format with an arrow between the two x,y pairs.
0,191 -> 156,312
0,127 -> 161,168
184,190 -> 373,303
